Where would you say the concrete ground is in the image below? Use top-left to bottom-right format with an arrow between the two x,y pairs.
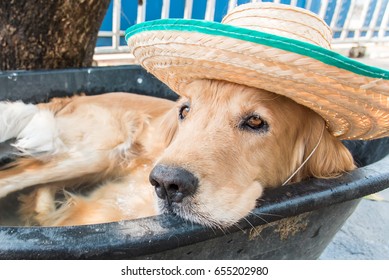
319,188 -> 389,259
94,47 -> 389,260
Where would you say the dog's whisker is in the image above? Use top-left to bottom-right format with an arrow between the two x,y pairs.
250,210 -> 279,221
247,211 -> 271,225
255,212 -> 283,218
242,216 -> 260,236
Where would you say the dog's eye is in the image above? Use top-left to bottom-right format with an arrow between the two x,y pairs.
179,104 -> 190,120
241,115 -> 268,132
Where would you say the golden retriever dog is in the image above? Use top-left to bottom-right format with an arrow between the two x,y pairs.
0,79 -> 355,228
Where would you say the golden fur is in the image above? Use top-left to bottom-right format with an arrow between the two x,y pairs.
0,80 -> 355,227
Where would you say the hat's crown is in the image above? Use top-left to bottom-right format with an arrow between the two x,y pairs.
222,3 -> 332,49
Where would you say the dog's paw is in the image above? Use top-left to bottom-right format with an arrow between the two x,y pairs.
0,101 -> 64,158
12,110 -> 64,157
0,101 -> 38,143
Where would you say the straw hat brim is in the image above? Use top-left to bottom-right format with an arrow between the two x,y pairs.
125,19 -> 389,140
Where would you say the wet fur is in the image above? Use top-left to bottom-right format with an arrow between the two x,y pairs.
0,80 -> 355,227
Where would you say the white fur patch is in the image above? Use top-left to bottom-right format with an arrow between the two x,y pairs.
0,101 -> 38,142
13,110 -> 64,156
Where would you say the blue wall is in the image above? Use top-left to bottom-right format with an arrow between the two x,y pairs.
96,0 -> 318,47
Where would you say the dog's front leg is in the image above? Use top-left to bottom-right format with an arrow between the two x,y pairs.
0,148 -> 118,198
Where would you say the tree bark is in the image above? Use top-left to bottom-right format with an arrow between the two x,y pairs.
0,0 -> 111,70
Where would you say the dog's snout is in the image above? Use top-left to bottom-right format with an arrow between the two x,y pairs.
149,165 -> 198,204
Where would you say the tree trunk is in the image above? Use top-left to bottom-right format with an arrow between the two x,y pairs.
0,0 -> 111,70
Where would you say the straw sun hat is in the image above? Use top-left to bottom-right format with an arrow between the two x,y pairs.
125,2 -> 389,140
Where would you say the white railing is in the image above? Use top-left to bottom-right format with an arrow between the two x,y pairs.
95,0 -> 389,54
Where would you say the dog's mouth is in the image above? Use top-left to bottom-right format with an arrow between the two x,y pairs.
157,198 -> 227,228
156,192 -> 251,229
157,199 -> 180,217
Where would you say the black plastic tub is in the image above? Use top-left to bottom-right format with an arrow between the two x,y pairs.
0,65 -> 388,260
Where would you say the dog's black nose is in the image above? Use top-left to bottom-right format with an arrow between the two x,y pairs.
149,164 -> 199,204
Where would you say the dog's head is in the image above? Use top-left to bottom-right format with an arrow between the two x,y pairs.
150,80 -> 355,228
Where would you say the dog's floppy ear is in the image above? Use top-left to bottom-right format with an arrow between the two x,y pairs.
303,123 -> 356,180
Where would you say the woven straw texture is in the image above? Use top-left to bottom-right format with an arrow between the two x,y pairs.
126,3 -> 389,140
222,3 -> 333,48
